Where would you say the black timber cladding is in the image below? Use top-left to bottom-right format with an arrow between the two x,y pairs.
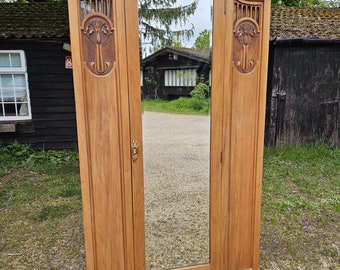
0,2 -> 76,149
265,39 -> 340,146
142,46 -> 211,99
267,8 -> 340,146
0,39 -> 77,150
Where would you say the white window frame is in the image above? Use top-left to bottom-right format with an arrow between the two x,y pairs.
140,69 -> 143,87
164,69 -> 197,87
0,50 -> 32,121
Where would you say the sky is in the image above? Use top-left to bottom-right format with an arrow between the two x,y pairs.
177,0 -> 213,47
141,0 -> 213,56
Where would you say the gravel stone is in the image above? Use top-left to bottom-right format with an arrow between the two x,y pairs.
143,112 -> 210,269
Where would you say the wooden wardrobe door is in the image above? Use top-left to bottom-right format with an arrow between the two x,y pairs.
210,0 -> 271,269
68,1 -> 145,270
68,0 -> 271,269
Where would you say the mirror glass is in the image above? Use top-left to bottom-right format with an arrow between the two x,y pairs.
140,0 -> 213,269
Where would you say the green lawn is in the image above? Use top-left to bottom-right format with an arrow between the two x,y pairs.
142,97 -> 210,115
0,142 -> 339,269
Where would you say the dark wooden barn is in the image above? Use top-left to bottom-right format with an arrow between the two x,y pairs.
141,46 -> 210,99
0,2 -> 77,149
265,7 -> 340,146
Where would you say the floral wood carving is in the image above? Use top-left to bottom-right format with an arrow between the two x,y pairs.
233,18 -> 260,74
81,14 -> 115,76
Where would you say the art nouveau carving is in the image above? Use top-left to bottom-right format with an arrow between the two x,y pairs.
233,18 -> 260,73
234,0 -> 261,24
233,0 -> 262,74
80,0 -> 113,20
81,14 -> 115,76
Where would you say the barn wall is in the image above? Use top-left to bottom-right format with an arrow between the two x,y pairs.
0,39 -> 77,150
266,41 -> 339,146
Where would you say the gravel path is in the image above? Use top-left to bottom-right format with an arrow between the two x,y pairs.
142,112 -> 210,270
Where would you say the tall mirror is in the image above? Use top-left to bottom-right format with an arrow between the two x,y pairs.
139,0 -> 213,268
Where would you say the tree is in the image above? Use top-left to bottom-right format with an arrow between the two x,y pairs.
139,0 -> 198,54
193,29 -> 210,51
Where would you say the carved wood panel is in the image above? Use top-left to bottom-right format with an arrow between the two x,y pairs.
81,14 -> 115,76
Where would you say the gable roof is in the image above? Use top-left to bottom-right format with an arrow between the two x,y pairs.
270,7 -> 340,40
0,3 -> 339,41
143,46 -> 210,64
0,2 -> 69,39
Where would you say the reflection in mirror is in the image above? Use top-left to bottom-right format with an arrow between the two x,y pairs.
143,113 -> 210,269
140,0 -> 213,269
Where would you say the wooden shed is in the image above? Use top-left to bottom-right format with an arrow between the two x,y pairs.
0,2 -> 77,149
265,7 -> 340,146
141,46 -> 210,99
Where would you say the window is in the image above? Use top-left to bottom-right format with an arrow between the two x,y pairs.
164,69 -> 197,87
0,51 -> 31,121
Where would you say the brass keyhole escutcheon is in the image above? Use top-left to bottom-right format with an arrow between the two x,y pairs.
131,139 -> 139,162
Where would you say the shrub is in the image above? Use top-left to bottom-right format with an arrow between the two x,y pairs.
189,98 -> 208,111
190,82 -> 210,99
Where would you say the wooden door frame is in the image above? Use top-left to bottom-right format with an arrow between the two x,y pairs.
68,0 -> 271,269
210,0 -> 271,269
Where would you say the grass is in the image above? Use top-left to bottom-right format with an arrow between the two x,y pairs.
142,97 -> 210,115
261,142 -> 340,269
0,142 -> 85,269
0,141 -> 339,269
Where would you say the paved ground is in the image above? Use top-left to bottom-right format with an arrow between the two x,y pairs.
142,111 -> 210,269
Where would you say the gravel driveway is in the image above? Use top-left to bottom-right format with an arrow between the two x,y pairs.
142,111 -> 210,269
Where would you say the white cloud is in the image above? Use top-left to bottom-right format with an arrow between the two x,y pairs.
177,0 -> 213,47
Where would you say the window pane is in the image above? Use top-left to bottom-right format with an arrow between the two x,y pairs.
0,53 -> 10,68
0,50 -> 31,120
4,103 -> 16,116
164,69 -> 197,87
14,74 -> 26,87
10,53 -> 21,67
0,74 -> 14,88
18,102 -> 28,116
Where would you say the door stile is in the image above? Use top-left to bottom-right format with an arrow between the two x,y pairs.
68,4 -> 96,269
114,1 -> 138,269
122,1 -> 147,270
252,1 -> 271,268
210,0 -> 229,269
216,0 -> 271,269
68,0 -> 142,269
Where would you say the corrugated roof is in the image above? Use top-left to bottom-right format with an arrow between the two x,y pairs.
0,2 -> 69,39
0,3 -> 339,41
270,7 -> 340,40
